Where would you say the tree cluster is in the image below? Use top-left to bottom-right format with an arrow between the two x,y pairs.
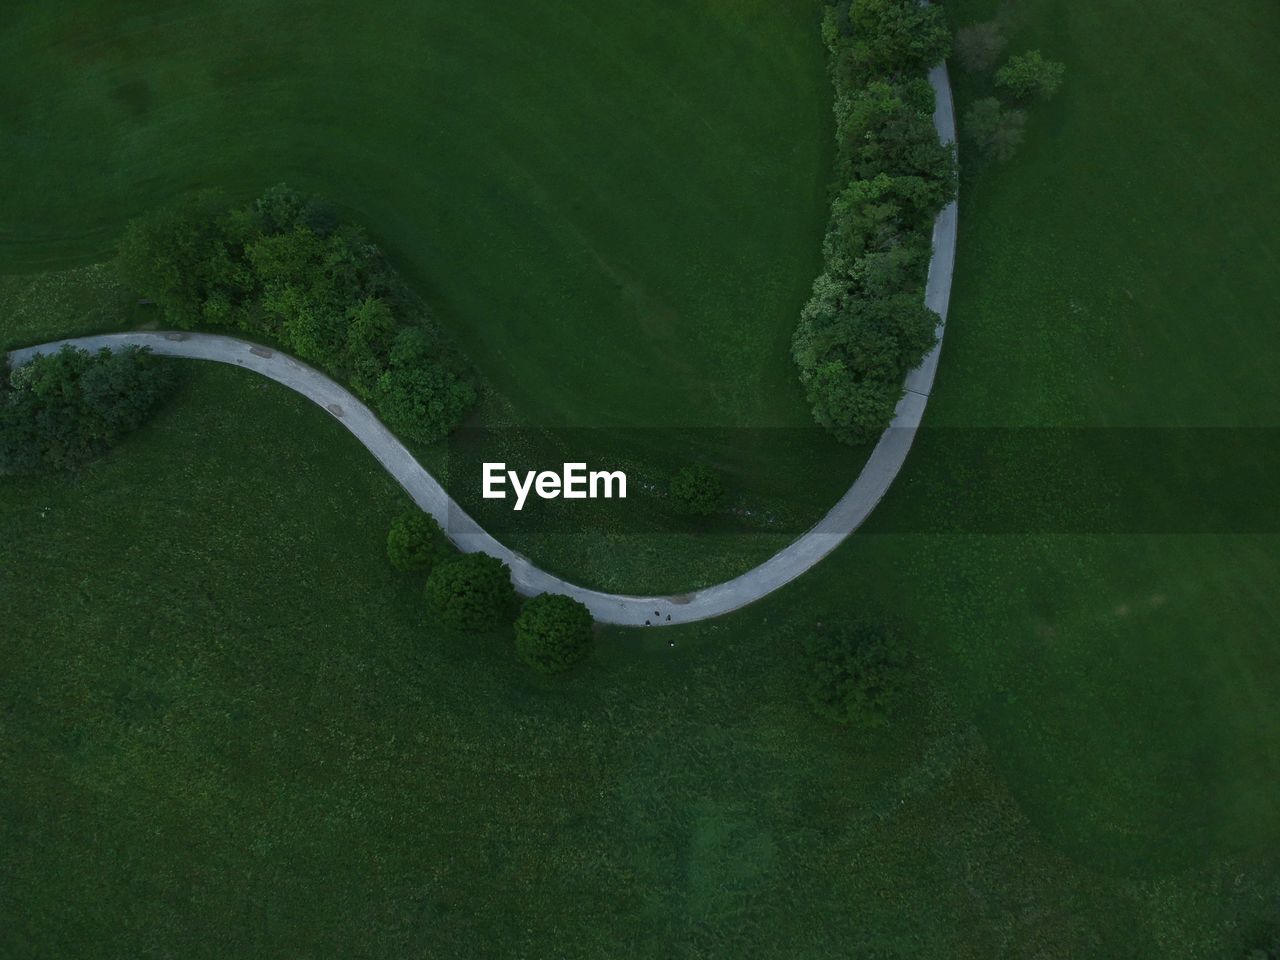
385,513 -> 596,672
119,184 -> 476,444
956,20 -> 1065,164
794,1 -> 956,445
0,345 -> 176,475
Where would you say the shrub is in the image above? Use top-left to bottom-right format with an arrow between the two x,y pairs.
802,619 -> 905,727
514,593 -> 594,674
0,346 -> 176,475
669,463 -> 725,516
424,552 -> 515,631
386,510 -> 451,573
962,97 -> 1028,162
954,21 -> 1006,73
995,49 -> 1066,102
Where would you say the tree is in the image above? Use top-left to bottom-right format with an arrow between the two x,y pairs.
514,593 -> 594,674
962,97 -> 1028,162
802,619 -> 905,727
0,346 -> 176,475
954,21 -> 1006,73
375,328 -> 476,443
836,0 -> 951,85
792,280 -> 938,444
118,190 -> 256,328
669,463 -> 726,516
995,50 -> 1066,102
424,553 -> 515,631
386,510 -> 450,573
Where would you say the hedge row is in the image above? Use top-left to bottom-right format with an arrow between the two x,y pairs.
792,0 -> 957,445
120,185 -> 476,444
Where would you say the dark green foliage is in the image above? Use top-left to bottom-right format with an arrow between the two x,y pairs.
386,510 -> 451,573
0,346 -> 175,474
119,185 -> 476,443
793,281 -> 936,443
119,191 -> 259,330
802,619 -> 905,727
830,0 -> 951,88
513,593 -> 594,674
375,328 -> 477,443
424,552 -> 515,631
795,2 -> 954,446
996,49 -> 1066,101
954,20 -> 1006,73
669,463 -> 726,516
963,97 -> 1028,162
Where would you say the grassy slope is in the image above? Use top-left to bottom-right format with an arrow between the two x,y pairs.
828,0 -> 1280,869
0,0 -> 830,429
5,364 -> 1278,959
0,0 -> 867,594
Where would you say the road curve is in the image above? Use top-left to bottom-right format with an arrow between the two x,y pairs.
7,65 -> 956,628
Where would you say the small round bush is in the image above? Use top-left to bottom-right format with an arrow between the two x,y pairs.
669,463 -> 725,516
802,620 -> 905,727
424,552 -> 515,631
386,510 -> 450,573
514,593 -> 594,674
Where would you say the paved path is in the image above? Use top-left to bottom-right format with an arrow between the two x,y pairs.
8,65 -> 956,628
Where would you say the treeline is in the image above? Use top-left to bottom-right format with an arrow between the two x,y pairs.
0,345 -> 176,475
793,0 -> 956,445
120,185 -> 476,444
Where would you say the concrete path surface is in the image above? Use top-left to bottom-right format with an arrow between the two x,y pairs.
7,64 -> 957,628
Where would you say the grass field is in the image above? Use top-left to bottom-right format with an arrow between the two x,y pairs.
4,0 -> 1280,954
5,363 -> 1279,958
833,0 -> 1280,870
0,0 -> 864,593
0,0 -> 832,430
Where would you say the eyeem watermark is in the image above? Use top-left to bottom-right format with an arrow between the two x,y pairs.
482,462 -> 627,511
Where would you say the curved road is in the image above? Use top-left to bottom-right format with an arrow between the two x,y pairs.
8,65 -> 957,628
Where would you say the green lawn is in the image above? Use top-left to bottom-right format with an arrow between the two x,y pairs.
5,363 -> 1278,958
0,0 -> 868,593
5,0 -> 1280,954
0,0 -> 832,430
830,0 -> 1280,870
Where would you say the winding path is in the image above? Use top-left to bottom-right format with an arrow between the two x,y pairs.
8,65 -> 956,628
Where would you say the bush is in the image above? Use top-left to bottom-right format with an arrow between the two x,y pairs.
0,346 -> 176,475
120,184 -> 477,443
669,463 -> 725,516
995,49 -> 1066,102
962,97 -> 1028,162
424,552 -> 515,631
514,593 -> 594,674
954,21 -> 1006,73
386,510 -> 451,573
802,619 -> 905,727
